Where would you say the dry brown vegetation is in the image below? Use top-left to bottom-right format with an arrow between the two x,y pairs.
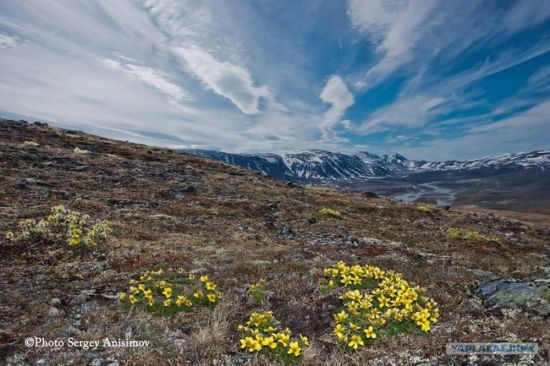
0,120 -> 549,365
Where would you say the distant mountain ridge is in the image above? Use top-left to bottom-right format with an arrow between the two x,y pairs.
184,149 -> 550,182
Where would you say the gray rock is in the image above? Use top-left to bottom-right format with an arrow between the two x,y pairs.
358,237 -> 384,246
80,300 -> 98,313
469,269 -> 498,281
216,355 -> 249,366
70,293 -> 91,305
49,298 -> 62,307
476,278 -> 550,315
47,306 -> 63,318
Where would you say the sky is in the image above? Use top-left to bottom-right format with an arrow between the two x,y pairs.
0,0 -> 549,160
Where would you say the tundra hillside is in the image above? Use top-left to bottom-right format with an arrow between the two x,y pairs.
0,119 -> 548,365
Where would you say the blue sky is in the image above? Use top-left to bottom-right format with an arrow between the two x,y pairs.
0,0 -> 549,160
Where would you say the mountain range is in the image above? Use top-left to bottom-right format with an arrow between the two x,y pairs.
184,149 -> 550,182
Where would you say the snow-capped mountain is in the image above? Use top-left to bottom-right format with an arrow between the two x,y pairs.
184,149 -> 550,181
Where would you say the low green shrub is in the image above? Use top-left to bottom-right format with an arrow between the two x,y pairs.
5,205 -> 111,248
237,311 -> 309,362
249,279 -> 267,305
319,208 -> 342,218
446,227 -> 501,244
119,269 -> 221,317
321,262 -> 440,351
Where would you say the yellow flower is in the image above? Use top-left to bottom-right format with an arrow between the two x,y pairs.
334,310 -> 348,323
287,342 -> 302,357
276,333 -> 290,347
175,295 -> 188,306
147,297 -> 155,306
205,281 -> 217,290
341,275 -> 352,286
348,322 -> 360,332
418,319 -> 430,332
163,299 -> 172,307
129,295 -> 138,305
347,335 -> 364,350
333,323 -> 346,335
188,274 -> 195,280
262,336 -> 277,349
247,339 -> 262,352
378,295 -> 390,308
138,284 -> 145,291
143,289 -> 153,299
199,275 -> 209,283
240,337 -> 256,351
119,292 -> 127,301
300,335 -> 309,346
335,331 -> 347,342
162,287 -> 172,298
207,293 -> 217,303
193,291 -> 204,299
364,326 -> 377,339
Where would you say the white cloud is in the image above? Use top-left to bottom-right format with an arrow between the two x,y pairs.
358,94 -> 451,134
347,0 -> 550,90
100,58 -> 189,102
0,0 -> 548,158
319,75 -> 354,137
174,47 -> 271,115
395,101 -> 550,160
0,33 -> 17,48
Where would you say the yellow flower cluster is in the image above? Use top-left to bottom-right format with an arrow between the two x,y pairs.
119,268 -> 221,316
417,204 -> 440,213
319,208 -> 342,218
73,147 -> 91,154
237,311 -> 309,361
446,227 -> 501,243
322,262 -> 440,350
5,205 -> 111,248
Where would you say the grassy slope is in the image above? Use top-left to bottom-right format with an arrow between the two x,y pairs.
0,120 -> 548,365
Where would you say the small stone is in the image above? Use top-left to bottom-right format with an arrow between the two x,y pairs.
49,298 -> 62,307
64,326 -> 81,336
47,307 -> 63,318
70,293 -> 91,305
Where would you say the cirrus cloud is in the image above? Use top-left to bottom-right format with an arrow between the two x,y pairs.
174,46 -> 271,115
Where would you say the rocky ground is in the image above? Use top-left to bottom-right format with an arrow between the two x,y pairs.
0,119 -> 549,365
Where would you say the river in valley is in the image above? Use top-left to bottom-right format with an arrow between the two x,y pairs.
393,182 -> 457,206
